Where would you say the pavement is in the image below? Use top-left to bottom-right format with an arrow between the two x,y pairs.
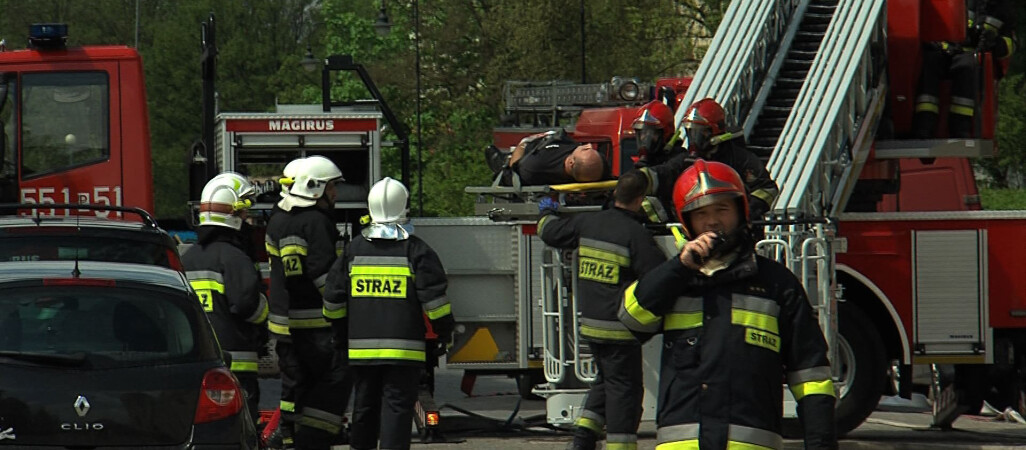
259,366 -> 1026,449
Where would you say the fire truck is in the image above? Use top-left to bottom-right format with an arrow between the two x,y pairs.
3,0 -> 1022,439
447,0 -> 1025,437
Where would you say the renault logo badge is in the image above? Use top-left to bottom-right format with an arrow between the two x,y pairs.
73,396 -> 90,417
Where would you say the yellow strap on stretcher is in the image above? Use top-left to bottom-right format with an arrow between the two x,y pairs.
548,180 -> 618,192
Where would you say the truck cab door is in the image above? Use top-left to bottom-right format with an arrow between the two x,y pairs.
14,63 -> 124,217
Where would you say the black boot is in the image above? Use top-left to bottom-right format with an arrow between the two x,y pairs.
565,427 -> 599,450
485,144 -> 511,174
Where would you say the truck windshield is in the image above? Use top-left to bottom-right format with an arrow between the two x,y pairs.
20,72 -> 109,178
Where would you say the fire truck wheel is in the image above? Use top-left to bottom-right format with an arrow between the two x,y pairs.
781,303 -> 886,438
834,302 -> 887,436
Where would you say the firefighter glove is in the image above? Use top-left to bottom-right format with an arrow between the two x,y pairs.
538,197 -> 559,215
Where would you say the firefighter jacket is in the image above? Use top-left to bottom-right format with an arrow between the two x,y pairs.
265,206 -> 341,337
966,0 -> 1017,61
323,234 -> 454,366
183,227 -> 269,373
620,247 -> 837,449
537,205 -> 666,343
641,141 -> 779,221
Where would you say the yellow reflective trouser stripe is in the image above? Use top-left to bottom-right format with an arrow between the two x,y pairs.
656,441 -> 699,449
579,246 -> 630,266
623,281 -> 661,327
607,443 -> 637,450
289,317 -> 330,328
268,321 -> 290,335
265,243 -> 280,256
189,280 -> 225,294
280,244 -> 307,256
915,103 -> 940,113
950,104 -> 974,117
350,266 -> 413,276
575,416 -> 603,433
231,361 -> 259,372
790,379 -> 836,401
280,400 -> 296,412
656,441 -> 775,450
349,348 -> 426,361
580,324 -> 636,340
664,312 -> 703,330
322,304 -> 347,319
425,303 -> 451,320
297,415 -> 341,434
731,309 -> 778,334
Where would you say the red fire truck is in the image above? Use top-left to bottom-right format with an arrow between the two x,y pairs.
0,24 -> 152,216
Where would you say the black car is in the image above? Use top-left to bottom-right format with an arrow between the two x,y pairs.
0,260 -> 258,448
0,204 -> 182,269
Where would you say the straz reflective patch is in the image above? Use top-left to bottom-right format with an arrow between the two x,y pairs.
351,275 -> 407,298
196,289 -> 215,312
282,255 -> 303,276
578,257 -> 619,284
745,328 -> 780,352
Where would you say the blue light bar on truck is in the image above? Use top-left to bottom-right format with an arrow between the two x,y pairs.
28,23 -> 68,49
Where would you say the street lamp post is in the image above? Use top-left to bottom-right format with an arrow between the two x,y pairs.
414,0 -> 423,216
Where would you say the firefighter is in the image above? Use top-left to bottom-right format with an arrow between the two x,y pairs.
911,0 -> 1016,138
536,169 -> 666,450
323,177 -> 454,450
183,172 -> 268,421
265,155 -> 349,450
631,100 -> 680,168
619,160 -> 837,449
638,98 -> 778,224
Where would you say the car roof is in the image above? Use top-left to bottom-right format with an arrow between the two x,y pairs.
0,215 -> 162,231
0,260 -> 190,290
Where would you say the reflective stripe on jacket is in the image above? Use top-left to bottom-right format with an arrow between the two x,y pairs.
324,235 -> 453,365
182,237 -> 267,360
537,206 -> 665,343
265,206 -> 339,336
626,253 -> 837,449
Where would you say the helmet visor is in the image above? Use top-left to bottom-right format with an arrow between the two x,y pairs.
635,126 -> 663,157
684,122 -> 712,156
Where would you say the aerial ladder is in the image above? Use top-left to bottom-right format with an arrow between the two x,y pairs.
533,0 -> 895,430
672,0 -> 889,425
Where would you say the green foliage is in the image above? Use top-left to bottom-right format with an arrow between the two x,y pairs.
2,0 -> 1022,220
975,74 -> 1026,188
979,187 -> 1026,210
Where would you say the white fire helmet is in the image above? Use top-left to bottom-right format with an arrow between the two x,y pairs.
368,177 -> 409,223
198,172 -> 256,230
278,157 -> 306,197
279,156 -> 343,210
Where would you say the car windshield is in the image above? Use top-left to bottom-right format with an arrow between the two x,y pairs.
0,235 -> 172,267
0,285 -> 215,369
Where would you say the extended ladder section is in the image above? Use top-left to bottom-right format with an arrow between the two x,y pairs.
675,0 -> 806,131
767,0 -> 887,219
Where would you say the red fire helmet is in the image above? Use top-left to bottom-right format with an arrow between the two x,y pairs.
631,100 -> 675,141
681,98 -> 726,135
671,159 -> 749,237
